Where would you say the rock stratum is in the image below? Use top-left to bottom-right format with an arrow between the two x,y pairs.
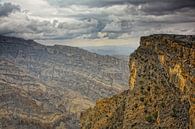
0,35 -> 129,129
80,34 -> 195,129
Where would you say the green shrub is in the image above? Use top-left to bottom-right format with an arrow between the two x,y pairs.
145,111 -> 158,123
171,107 -> 179,117
145,115 -> 154,123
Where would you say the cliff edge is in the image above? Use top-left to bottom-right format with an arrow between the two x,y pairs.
80,34 -> 195,129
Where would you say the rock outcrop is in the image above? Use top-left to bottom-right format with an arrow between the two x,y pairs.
0,35 -> 129,129
80,34 -> 195,129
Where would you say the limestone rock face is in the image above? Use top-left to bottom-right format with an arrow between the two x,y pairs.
0,35 -> 128,129
80,34 -> 195,129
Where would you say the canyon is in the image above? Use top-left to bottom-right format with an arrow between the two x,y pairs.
0,34 -> 194,129
0,35 -> 129,129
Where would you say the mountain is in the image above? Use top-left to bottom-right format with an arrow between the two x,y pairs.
0,35 -> 129,129
112,55 -> 129,61
83,45 -> 135,56
80,34 -> 195,129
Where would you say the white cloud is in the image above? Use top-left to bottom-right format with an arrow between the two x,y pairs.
103,21 -> 122,32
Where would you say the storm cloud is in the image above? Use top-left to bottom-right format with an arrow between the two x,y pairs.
0,2 -> 20,17
0,0 -> 195,41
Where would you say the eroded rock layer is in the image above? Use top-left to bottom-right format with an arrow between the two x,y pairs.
80,34 -> 195,129
0,35 -> 128,129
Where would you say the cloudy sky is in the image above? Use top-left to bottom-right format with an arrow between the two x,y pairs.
0,0 -> 195,52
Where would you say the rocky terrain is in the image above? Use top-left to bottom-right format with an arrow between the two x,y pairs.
0,35 -> 129,129
80,34 -> 195,129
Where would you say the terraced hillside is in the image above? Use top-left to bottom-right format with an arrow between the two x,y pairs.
0,35 -> 129,129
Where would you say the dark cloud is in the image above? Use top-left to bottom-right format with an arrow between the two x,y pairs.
0,2 -> 20,17
97,0 -> 195,16
50,0 -> 195,17
48,0 -> 146,7
50,0 -> 195,9
140,0 -> 195,16
0,0 -> 195,41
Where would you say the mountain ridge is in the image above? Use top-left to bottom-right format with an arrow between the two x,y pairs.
0,35 -> 129,129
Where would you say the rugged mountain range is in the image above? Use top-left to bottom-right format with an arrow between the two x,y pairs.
81,34 -> 195,129
0,35 -> 129,129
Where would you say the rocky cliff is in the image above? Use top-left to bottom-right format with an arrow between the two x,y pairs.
80,34 -> 195,129
0,35 -> 128,129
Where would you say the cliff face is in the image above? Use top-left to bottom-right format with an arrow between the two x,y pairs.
0,36 -> 128,101
0,60 -> 91,129
0,35 -> 128,129
80,34 -> 195,129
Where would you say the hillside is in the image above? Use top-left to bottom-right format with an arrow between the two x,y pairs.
80,34 -> 195,129
0,35 -> 129,129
